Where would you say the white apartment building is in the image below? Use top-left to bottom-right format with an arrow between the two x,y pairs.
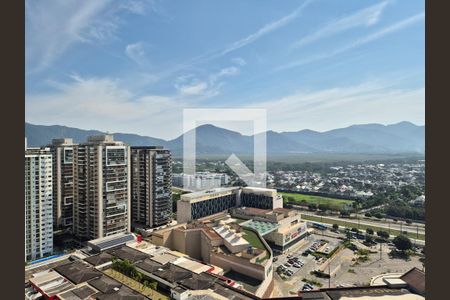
73,135 -> 131,240
25,146 -> 54,262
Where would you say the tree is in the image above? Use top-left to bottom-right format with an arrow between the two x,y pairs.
351,227 -> 360,233
393,235 -> 413,252
308,203 -> 318,211
365,234 -> 374,244
345,230 -> 353,241
366,228 -> 374,235
377,231 -> 390,240
340,210 -> 350,217
318,203 -> 329,212
365,212 -> 372,218
332,224 -> 339,231
374,212 -> 383,219
405,219 -> 412,224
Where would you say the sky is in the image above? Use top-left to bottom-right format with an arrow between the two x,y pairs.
25,0 -> 425,139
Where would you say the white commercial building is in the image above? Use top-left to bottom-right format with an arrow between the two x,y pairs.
25,146 -> 54,262
172,172 -> 229,190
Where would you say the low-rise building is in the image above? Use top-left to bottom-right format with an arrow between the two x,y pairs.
232,207 -> 309,253
149,214 -> 274,298
177,187 -> 283,223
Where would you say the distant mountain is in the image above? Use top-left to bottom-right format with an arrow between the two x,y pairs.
25,121 -> 424,155
25,123 -> 167,148
280,121 -> 424,154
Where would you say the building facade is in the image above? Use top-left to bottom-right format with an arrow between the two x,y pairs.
131,146 -> 172,228
49,138 -> 75,230
176,187 -> 283,223
177,187 -> 240,223
73,135 -> 131,240
240,187 -> 283,210
172,172 -> 229,190
25,147 -> 54,261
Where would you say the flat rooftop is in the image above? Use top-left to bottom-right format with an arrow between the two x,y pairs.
172,256 -> 213,274
87,233 -> 135,252
150,252 -> 179,265
180,187 -> 240,202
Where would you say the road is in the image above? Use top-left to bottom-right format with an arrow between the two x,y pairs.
300,212 -> 426,237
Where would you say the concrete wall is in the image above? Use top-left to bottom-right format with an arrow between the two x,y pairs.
172,229 -> 202,260
210,252 -> 266,281
177,201 -> 192,223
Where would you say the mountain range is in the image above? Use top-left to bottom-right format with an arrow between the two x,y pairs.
25,121 -> 424,156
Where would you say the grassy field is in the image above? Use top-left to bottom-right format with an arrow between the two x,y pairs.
242,229 -> 266,250
281,192 -> 354,208
104,268 -> 168,300
302,214 -> 425,241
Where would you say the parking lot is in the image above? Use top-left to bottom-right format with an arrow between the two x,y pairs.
271,229 -> 425,297
272,234 -> 343,297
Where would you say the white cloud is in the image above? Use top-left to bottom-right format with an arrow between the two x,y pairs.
25,0 -> 154,73
175,65 -> 241,97
125,42 -> 148,65
176,81 -> 209,96
25,75 -> 187,139
210,66 -> 240,83
217,0 -> 312,58
291,1 -> 390,49
246,81 -> 424,132
278,12 -> 424,71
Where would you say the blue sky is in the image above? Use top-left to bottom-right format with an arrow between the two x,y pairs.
25,0 -> 424,139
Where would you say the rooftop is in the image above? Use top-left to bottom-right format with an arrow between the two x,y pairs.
172,256 -> 213,274
87,233 -> 135,252
135,258 -> 163,274
178,272 -> 216,290
107,245 -> 149,263
53,261 -> 102,284
180,187 -> 240,202
240,220 -> 279,236
151,263 -> 193,283
57,283 -> 98,300
150,252 -> 179,265
213,226 -> 250,249
29,270 -> 75,297
84,252 -> 114,266
400,267 -> 425,295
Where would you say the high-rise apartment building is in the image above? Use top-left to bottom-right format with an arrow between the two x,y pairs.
50,138 -> 75,230
131,146 -> 172,228
73,135 -> 131,240
25,146 -> 53,261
